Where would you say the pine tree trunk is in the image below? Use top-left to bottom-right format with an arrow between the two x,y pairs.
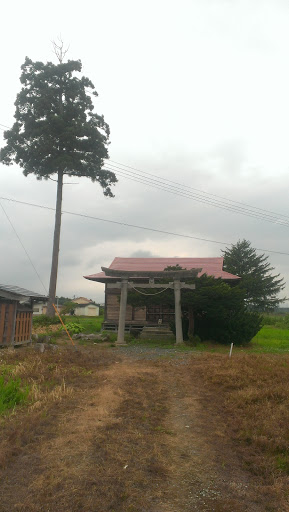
46,170 -> 63,317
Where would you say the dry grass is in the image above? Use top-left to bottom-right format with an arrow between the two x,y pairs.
28,373 -> 170,512
0,350 -> 171,512
0,347 -> 117,470
1,348 -> 289,511
188,353 -> 289,509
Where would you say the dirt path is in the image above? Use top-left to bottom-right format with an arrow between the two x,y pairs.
157,358 -> 264,511
0,349 -> 277,511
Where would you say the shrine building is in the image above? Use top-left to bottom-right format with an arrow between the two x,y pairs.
84,257 -> 240,335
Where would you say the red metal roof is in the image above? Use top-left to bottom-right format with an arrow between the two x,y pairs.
84,257 -> 240,282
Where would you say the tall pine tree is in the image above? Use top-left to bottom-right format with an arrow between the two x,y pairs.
0,51 -> 117,316
222,239 -> 286,310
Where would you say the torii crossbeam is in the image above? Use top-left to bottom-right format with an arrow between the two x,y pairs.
101,267 -> 202,345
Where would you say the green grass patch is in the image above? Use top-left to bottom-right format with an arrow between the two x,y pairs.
63,315 -> 104,333
0,376 -> 29,414
251,326 -> 289,353
33,315 -> 104,333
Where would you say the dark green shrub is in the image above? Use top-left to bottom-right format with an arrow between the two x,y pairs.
195,310 -> 262,345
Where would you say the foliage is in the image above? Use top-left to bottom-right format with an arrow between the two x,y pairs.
195,309 -> 262,345
56,296 -> 73,305
60,301 -> 78,315
33,314 -> 61,326
222,239 -> 286,311
0,376 -> 29,413
0,57 -> 116,193
164,264 -> 186,271
61,322 -> 84,335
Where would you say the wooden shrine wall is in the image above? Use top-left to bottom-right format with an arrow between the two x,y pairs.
105,288 -> 146,323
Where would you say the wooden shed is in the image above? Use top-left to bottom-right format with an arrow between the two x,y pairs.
0,285 -> 47,347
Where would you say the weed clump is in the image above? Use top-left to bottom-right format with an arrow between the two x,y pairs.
0,376 -> 29,413
33,315 -> 61,327
61,322 -> 84,335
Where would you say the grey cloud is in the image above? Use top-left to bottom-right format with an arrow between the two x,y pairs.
130,249 -> 158,258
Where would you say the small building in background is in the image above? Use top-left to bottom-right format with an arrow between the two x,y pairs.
72,302 -> 100,317
33,296 -> 99,317
70,297 -> 99,316
0,285 -> 47,346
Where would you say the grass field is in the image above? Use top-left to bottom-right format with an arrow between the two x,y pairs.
251,326 -> 289,352
72,315 -> 103,333
33,314 -> 289,353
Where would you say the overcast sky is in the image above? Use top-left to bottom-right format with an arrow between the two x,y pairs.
1,0 -> 289,304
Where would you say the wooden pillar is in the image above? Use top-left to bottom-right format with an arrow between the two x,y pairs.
174,279 -> 183,344
116,279 -> 128,345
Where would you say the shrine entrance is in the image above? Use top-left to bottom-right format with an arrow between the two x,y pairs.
146,304 -> 175,324
101,267 -> 201,345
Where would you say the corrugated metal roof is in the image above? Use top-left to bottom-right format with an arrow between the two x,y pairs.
0,284 -> 47,300
84,257 -> 240,282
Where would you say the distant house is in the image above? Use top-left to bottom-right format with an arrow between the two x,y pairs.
73,302 -> 100,317
0,284 -> 47,346
84,257 -> 240,330
70,297 -> 99,316
33,296 -> 99,317
33,302 -> 63,315
32,302 -> 46,315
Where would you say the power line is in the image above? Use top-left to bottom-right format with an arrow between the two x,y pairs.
1,196 -> 289,257
104,165 -> 289,227
109,159 -> 289,221
0,200 -> 48,294
105,162 -> 289,227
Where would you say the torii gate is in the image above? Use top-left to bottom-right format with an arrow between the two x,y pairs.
101,267 -> 202,345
